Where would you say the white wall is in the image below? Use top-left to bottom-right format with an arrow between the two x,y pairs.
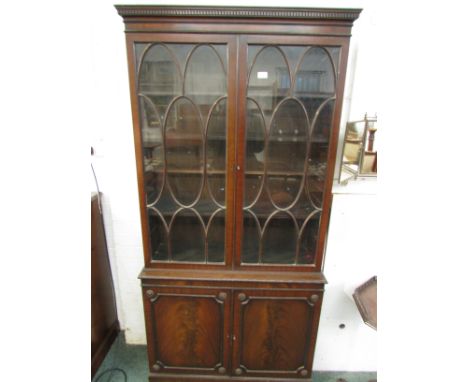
315,184 -> 377,371
89,0 -> 377,371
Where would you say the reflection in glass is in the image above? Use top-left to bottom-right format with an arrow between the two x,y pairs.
136,42 -> 228,263
248,46 -> 290,124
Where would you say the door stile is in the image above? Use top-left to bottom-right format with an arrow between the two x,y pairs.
313,38 -> 350,272
233,35 -> 248,269
225,36 -> 239,270
125,33 -> 153,267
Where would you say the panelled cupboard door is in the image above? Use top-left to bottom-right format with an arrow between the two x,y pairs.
142,287 -> 231,376
129,34 -> 237,269
232,289 -> 323,379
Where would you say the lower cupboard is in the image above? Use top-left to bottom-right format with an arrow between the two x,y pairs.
141,280 -> 324,381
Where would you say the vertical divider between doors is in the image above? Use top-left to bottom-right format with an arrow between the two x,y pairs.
228,288 -> 235,374
234,36 -> 248,270
231,289 -> 240,375
224,35 -> 238,270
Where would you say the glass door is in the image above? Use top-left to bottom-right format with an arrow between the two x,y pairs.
134,36 -> 235,267
237,39 -> 341,269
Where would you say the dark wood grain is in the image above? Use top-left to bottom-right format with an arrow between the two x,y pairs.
140,268 -> 327,285
117,6 -> 360,381
143,287 -> 231,375
91,194 -> 119,377
155,297 -> 220,367
232,289 -> 322,379
233,35 -> 247,271
242,299 -> 308,370
115,5 -> 361,21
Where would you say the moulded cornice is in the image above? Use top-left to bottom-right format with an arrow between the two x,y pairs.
115,5 -> 362,22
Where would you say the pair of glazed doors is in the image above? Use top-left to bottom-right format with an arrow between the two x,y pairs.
134,33 -> 343,271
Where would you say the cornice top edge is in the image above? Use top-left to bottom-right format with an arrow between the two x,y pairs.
114,5 -> 362,22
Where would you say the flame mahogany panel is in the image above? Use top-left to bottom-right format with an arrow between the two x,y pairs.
143,287 -> 231,376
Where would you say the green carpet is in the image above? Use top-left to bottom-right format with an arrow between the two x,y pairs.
92,332 -> 377,382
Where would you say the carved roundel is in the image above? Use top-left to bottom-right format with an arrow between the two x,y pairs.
310,294 -> 319,303
218,292 -> 227,301
238,293 -> 247,301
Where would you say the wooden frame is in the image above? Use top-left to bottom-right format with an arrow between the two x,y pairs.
116,5 -> 361,381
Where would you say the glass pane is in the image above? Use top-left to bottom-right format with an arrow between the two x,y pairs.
244,99 -> 266,207
206,98 -> 227,206
136,43 -> 228,264
185,45 -> 226,120
248,46 -> 290,125
243,44 -> 337,266
207,210 -> 225,263
294,47 -> 335,122
267,99 -> 308,209
298,212 -> 320,264
327,47 -> 341,73
307,99 -> 335,207
148,212 -> 169,261
170,209 -> 205,262
143,119 -> 164,206
295,47 -> 335,95
165,97 -> 204,206
241,211 -> 261,264
263,212 -> 297,264
138,44 -> 182,120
